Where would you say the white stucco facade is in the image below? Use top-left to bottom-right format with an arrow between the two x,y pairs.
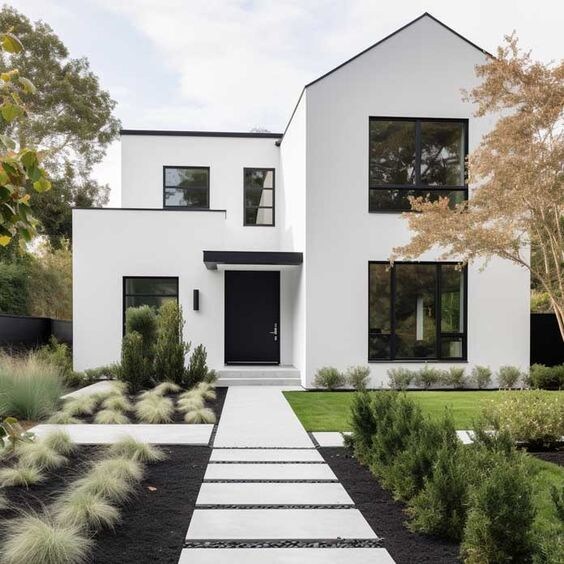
73,14 -> 530,386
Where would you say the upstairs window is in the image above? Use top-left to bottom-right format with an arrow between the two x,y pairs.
163,166 -> 209,209
369,118 -> 467,212
244,168 -> 275,226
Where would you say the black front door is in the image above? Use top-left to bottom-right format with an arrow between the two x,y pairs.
225,271 -> 280,364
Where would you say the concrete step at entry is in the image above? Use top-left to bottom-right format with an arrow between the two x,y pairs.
216,366 -> 301,387
216,377 -> 302,386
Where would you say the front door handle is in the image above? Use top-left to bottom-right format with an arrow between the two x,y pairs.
269,323 -> 278,341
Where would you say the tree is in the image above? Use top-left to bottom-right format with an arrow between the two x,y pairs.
393,34 -> 564,341
0,7 -> 120,245
0,28 -> 51,247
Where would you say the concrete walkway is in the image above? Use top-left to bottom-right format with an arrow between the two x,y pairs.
179,387 -> 395,563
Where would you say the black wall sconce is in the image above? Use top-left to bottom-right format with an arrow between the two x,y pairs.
193,289 -> 200,311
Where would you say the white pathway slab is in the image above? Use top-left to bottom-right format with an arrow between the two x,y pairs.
179,548 -> 395,563
186,509 -> 377,540
210,449 -> 322,462
31,424 -> 212,445
213,387 -> 313,448
457,430 -> 474,445
61,381 -> 115,399
204,463 -> 337,481
197,482 -> 353,506
313,432 -> 351,447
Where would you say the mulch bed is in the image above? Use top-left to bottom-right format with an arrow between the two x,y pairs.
0,445 -> 210,564
530,449 -> 564,467
320,447 -> 460,564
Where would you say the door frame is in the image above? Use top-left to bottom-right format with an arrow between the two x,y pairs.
224,270 -> 280,365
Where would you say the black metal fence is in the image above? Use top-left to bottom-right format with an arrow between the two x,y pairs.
0,314 -> 72,349
531,313 -> 564,366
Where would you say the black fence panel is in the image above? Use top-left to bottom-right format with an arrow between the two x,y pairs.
531,313 -> 564,366
0,314 -> 72,349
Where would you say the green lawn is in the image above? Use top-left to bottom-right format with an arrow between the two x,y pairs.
283,390 -> 564,430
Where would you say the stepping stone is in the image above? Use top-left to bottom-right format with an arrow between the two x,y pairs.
179,548 -> 395,563
204,463 -> 337,481
197,482 -> 353,506
31,424 -> 213,445
312,432 -> 351,447
186,509 -> 377,540
210,449 -> 322,462
456,430 -> 474,445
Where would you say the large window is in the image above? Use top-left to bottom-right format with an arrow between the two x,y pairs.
163,166 -> 209,209
369,262 -> 466,361
369,118 -> 467,212
123,277 -> 178,330
244,168 -> 275,226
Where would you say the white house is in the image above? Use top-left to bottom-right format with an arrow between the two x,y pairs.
72,13 -> 530,387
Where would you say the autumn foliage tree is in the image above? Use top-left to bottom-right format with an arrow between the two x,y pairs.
393,34 -> 564,341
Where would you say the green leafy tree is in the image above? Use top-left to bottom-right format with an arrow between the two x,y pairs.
0,7 -> 120,245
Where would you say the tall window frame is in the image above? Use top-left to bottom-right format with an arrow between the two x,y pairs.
163,166 -> 210,209
243,167 -> 275,226
368,117 -> 469,213
368,261 -> 468,362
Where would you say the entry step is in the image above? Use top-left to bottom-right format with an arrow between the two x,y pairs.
216,366 -> 301,387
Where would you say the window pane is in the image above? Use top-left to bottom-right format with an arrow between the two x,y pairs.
369,188 -> 466,212
395,264 -> 437,358
420,122 -> 465,186
369,120 -> 416,186
165,167 -> 208,188
245,207 -> 273,225
245,169 -> 273,189
441,337 -> 464,359
369,263 -> 391,332
125,278 -> 177,296
125,295 -> 177,310
369,333 -> 391,360
245,188 -> 273,207
165,187 -> 208,208
441,265 -> 464,333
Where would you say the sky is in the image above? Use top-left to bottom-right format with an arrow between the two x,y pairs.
9,0 -> 564,205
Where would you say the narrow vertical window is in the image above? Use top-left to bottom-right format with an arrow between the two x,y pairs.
244,168 -> 275,226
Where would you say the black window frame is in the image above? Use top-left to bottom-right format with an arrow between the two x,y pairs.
368,261 -> 468,362
243,167 -> 275,226
122,276 -> 179,334
163,165 -> 210,209
368,117 -> 469,213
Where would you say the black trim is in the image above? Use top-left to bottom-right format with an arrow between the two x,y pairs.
163,165 -> 210,210
72,207 -> 226,213
121,129 -> 282,139
368,261 -> 468,362
243,168 -> 275,227
204,251 -> 303,270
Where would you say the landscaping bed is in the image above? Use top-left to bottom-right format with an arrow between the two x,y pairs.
320,447 -> 460,564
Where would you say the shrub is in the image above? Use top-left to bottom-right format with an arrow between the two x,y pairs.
443,367 -> 466,389
1,514 -> 92,564
54,491 -> 120,532
483,390 -> 564,448
108,437 -> 166,463
36,337 -> 81,388
414,365 -> 441,389
119,331 -> 152,393
204,369 -> 218,384
349,392 -> 378,462
462,454 -> 535,563
313,367 -> 345,390
471,365 -> 492,389
408,444 -> 469,541
63,395 -> 98,416
0,354 -> 65,420
152,381 -> 182,395
16,442 -> 67,470
184,407 -> 216,424
83,364 -> 119,381
346,366 -> 370,390
387,367 -> 413,390
125,305 -> 158,349
0,464 -> 44,487
497,365 -> 522,389
135,395 -> 174,424
186,344 -> 209,387
94,409 -> 130,425
47,411 -> 82,425
0,261 -> 29,315
529,363 -> 564,390
154,301 -> 190,386
101,394 -> 133,412
42,431 -> 76,456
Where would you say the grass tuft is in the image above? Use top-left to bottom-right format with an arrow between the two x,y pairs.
54,490 -> 120,532
177,396 -> 205,412
62,395 -> 98,416
135,395 -> 174,424
101,394 -> 133,412
179,389 -> 204,401
0,464 -> 44,487
91,457 -> 144,483
94,409 -> 130,425
47,411 -> 82,425
0,490 -> 8,509
1,513 -> 92,564
195,382 -> 216,401
42,430 -> 77,456
184,407 -> 216,424
153,381 -> 182,395
16,442 -> 67,470
107,437 -> 166,463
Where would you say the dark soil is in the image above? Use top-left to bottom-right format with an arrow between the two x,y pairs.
531,450 -> 564,467
320,447 -> 460,564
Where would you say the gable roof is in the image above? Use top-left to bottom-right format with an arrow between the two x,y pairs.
279,12 -> 492,141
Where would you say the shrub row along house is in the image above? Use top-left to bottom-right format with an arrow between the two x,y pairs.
72,13 -> 529,387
